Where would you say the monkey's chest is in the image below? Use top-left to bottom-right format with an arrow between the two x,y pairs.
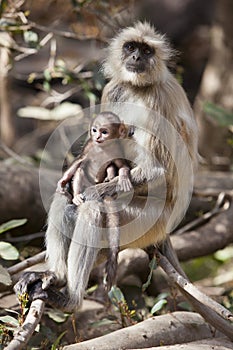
82,159 -> 115,185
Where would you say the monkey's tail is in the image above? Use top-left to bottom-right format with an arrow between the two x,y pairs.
104,196 -> 120,291
66,201 -> 103,308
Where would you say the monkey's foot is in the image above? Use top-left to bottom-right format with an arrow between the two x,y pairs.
14,271 -> 57,302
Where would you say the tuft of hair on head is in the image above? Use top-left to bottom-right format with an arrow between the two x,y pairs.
94,111 -> 121,125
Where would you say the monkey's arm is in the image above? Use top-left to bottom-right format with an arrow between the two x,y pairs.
72,168 -> 88,206
83,164 -> 165,200
56,140 -> 92,193
56,160 -> 82,193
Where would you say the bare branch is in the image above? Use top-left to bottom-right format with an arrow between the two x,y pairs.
171,200 -> 233,261
173,192 -> 231,236
156,244 -> 233,341
4,299 -> 45,350
7,251 -> 46,277
156,249 -> 233,321
0,141 -> 34,166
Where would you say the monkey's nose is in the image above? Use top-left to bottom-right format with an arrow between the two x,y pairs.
132,48 -> 140,61
133,54 -> 140,61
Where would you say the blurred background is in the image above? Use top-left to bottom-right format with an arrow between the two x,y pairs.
1,0 -> 232,165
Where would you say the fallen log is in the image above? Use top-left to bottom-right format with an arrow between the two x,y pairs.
62,312 -> 223,350
128,337 -> 233,350
0,162 -> 58,233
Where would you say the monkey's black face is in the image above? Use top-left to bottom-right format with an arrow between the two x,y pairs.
122,41 -> 154,74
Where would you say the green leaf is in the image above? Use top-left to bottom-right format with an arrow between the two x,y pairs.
108,286 -> 125,306
151,299 -> 167,314
157,292 -> 169,300
47,310 -> 69,323
0,264 -> 12,285
90,318 -> 116,328
204,102 -> 233,127
0,315 -> 19,327
214,246 -> 233,262
0,242 -> 19,260
86,91 -> 97,105
0,219 -> 27,234
43,80 -> 51,92
177,301 -> 192,311
23,31 -> 39,47
44,68 -> 52,81
0,0 -> 7,16
51,331 -> 67,350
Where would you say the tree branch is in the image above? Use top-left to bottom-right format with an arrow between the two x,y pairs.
156,242 -> 233,341
7,251 -> 46,277
171,198 -> 233,261
4,299 -> 45,350
62,312 -> 218,350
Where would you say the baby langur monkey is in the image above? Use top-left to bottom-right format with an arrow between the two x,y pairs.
57,111 -> 132,205
56,111 -> 133,289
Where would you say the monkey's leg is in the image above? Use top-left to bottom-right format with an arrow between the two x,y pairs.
45,193 -> 76,283
14,194 -> 76,308
104,196 -> 120,290
66,200 -> 104,308
14,271 -> 57,300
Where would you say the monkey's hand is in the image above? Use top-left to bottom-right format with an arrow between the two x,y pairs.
56,180 -> 73,202
116,167 -> 133,192
56,178 -> 67,194
14,271 -> 57,302
117,175 -> 133,192
72,194 -> 85,206
83,165 -> 166,200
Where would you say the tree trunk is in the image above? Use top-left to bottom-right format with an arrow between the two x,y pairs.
194,0 -> 233,169
0,163 -> 58,233
0,33 -> 16,147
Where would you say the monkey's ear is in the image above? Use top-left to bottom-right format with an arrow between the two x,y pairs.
119,123 -> 127,138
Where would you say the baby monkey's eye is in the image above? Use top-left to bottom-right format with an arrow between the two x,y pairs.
92,127 -> 97,133
102,130 -> 108,135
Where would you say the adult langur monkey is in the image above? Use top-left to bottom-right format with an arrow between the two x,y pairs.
15,23 -> 229,334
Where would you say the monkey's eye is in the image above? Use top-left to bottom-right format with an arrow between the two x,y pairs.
143,46 -> 153,55
102,130 -> 108,135
92,127 -> 97,133
124,42 -> 135,52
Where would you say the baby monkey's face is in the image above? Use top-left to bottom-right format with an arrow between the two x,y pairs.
90,114 -> 126,146
90,124 -> 116,145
